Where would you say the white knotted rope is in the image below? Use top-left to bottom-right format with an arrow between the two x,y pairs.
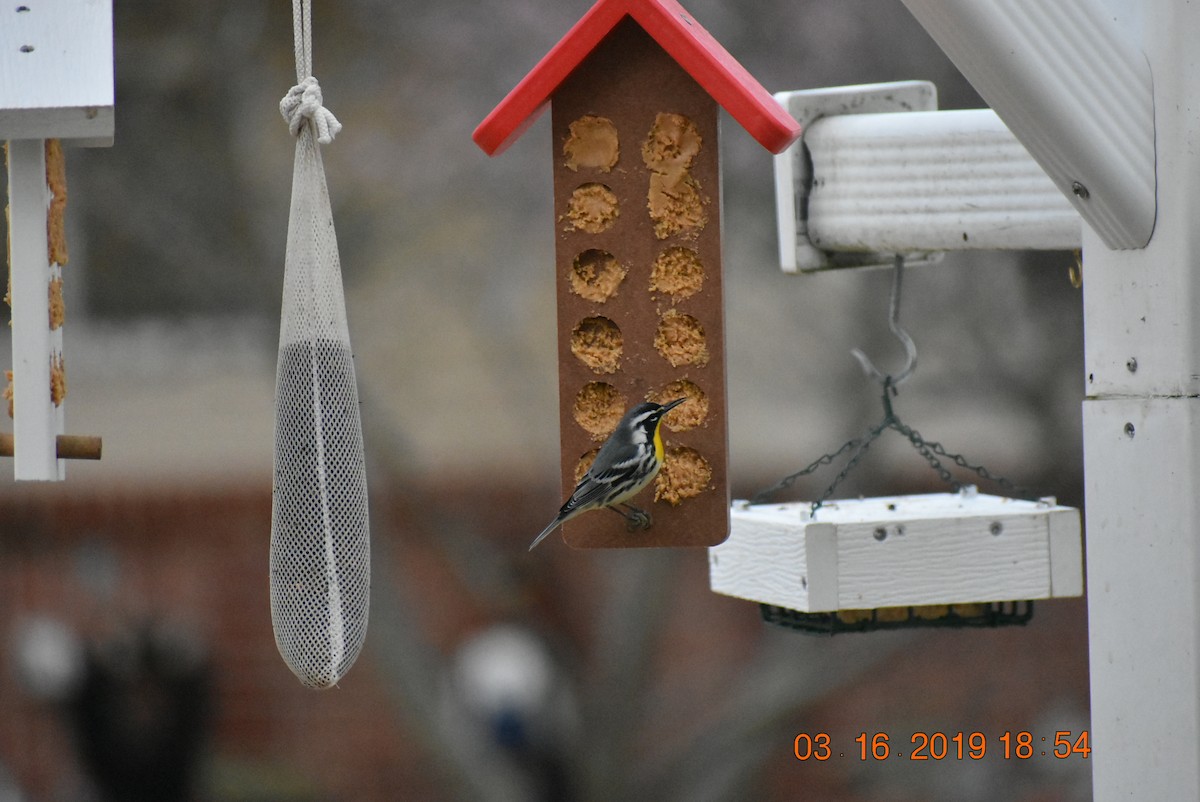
280,76 -> 342,145
280,0 -> 342,145
270,0 -> 370,689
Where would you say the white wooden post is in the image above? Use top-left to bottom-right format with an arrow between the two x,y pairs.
1079,2 -> 1200,797
6,140 -> 62,479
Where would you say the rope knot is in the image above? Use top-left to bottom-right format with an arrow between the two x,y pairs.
280,76 -> 342,144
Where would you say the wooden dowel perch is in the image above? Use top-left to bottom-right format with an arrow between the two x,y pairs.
0,434 -> 102,460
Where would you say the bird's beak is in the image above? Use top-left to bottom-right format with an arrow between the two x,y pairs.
662,397 -> 687,412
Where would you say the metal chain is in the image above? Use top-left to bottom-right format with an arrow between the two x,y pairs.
752,380 -> 1034,511
806,420 -> 885,511
893,419 -> 1033,500
753,255 -> 1033,511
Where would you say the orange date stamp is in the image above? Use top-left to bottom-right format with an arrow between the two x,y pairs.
793,730 -> 1091,761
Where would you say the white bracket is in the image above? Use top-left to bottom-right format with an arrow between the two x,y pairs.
775,82 -> 1083,273
709,492 -> 1083,612
774,81 -> 939,272
900,0 -> 1156,250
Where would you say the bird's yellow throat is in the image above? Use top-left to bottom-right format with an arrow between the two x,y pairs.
653,419 -> 665,462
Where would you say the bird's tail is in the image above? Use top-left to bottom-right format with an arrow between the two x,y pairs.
528,517 -> 562,551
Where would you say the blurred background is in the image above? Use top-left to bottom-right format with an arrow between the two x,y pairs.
0,1 -> 1088,799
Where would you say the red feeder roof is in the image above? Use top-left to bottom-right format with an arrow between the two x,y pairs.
473,0 -> 802,156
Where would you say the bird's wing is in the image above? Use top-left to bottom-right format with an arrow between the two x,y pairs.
530,446 -> 647,551
529,470 -> 618,550
557,473 -> 613,515
587,448 -> 644,485
528,518 -> 561,551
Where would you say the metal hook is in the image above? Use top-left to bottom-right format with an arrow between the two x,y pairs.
851,254 -> 918,389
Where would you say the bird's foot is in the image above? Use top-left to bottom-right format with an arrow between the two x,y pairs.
622,505 -> 652,531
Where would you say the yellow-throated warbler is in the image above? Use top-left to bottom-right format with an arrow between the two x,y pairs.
529,397 -> 686,550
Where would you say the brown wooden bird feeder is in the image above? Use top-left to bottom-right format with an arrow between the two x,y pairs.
475,0 -> 799,548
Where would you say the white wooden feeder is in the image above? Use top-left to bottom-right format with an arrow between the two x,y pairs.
709,490 -> 1082,620
0,1 -> 111,479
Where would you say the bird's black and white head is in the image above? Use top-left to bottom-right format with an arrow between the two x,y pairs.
619,397 -> 687,446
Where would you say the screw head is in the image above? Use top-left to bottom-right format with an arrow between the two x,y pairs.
990,521 -> 1003,536
1071,181 -> 1090,200
873,527 -> 887,542
1124,422 -> 1136,438
1127,357 -> 1138,373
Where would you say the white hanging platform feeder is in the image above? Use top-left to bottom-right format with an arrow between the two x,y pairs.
1,1 -> 112,480
709,489 -> 1082,614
